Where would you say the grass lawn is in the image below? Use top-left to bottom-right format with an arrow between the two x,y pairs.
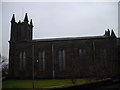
2,79 -> 96,88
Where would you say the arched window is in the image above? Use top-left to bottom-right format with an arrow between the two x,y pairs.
79,49 -> 82,54
100,48 -> 107,67
58,49 -> 66,71
23,51 -> 26,70
19,52 -> 22,70
79,48 -> 86,65
19,51 -> 26,71
39,50 -> 46,71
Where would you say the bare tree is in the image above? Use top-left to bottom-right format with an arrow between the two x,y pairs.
0,53 -> 8,77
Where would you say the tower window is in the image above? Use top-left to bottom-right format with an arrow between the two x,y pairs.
19,51 -> 26,71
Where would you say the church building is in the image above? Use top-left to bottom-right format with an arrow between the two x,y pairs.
9,13 -> 119,79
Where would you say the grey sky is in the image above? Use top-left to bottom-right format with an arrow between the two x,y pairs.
2,2 -> 118,58
0,2 -> 2,55
118,1 -> 120,37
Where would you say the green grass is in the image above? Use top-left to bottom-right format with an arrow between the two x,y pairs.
2,79 -> 96,88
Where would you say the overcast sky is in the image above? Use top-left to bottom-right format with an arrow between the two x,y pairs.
1,2 -> 118,58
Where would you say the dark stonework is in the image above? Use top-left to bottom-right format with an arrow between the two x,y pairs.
9,13 -> 120,79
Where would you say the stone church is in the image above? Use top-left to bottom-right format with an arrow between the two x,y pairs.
9,13 -> 119,79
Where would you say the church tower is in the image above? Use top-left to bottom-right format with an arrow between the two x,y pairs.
9,13 -> 33,78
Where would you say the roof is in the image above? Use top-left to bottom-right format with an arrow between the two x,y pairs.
32,35 -> 108,42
